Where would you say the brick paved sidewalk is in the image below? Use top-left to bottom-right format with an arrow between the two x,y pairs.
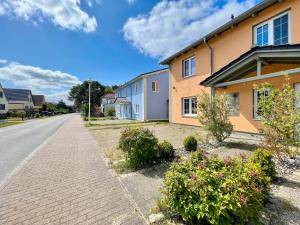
0,115 -> 146,225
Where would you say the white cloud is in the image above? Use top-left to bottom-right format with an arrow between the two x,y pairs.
0,0 -> 97,33
0,60 -> 81,104
127,0 -> 137,5
123,0 -> 257,59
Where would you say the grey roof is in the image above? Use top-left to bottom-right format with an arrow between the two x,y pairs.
114,97 -> 130,104
101,93 -> 115,99
160,0 -> 278,65
32,95 -> 45,106
116,68 -> 168,92
3,88 -> 32,102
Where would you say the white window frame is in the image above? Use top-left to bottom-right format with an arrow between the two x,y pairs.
253,88 -> 271,120
182,97 -> 197,117
135,83 -> 138,94
183,56 -> 196,78
253,11 -> 291,46
135,104 -> 140,114
152,81 -> 159,92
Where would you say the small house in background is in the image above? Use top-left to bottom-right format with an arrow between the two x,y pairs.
32,95 -> 46,110
0,83 -> 8,114
115,68 -> 169,121
3,88 -> 34,113
100,93 -> 116,115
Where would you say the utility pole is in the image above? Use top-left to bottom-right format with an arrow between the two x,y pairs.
88,78 -> 92,124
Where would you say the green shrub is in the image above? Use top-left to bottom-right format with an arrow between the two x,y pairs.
118,127 -> 159,169
255,78 -> 300,158
16,111 -> 26,120
183,136 -> 198,151
161,154 -> 270,225
104,107 -> 115,117
158,141 -> 175,161
198,92 -> 233,142
251,148 -> 276,180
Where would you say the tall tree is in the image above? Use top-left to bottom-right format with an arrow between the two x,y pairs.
68,80 -> 106,112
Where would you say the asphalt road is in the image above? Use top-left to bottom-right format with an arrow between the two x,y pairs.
0,114 -> 73,184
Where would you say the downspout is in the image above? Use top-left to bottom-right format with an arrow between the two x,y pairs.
203,37 -> 215,99
204,37 -> 213,75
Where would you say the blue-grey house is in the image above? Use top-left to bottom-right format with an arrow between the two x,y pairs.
115,68 -> 169,121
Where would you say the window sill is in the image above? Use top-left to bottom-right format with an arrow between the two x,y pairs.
182,115 -> 197,118
182,74 -> 196,80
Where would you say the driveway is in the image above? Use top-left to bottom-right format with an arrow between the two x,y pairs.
0,115 -> 145,225
0,114 -> 72,183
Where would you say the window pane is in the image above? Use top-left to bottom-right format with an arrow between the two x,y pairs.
184,99 -> 190,114
191,58 -> 196,75
184,60 -> 189,77
274,14 -> 289,45
257,33 -> 262,46
152,82 -> 155,91
191,97 -> 197,114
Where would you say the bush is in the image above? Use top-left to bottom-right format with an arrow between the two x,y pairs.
0,113 -> 7,120
198,92 -> 233,142
16,111 -> 26,120
118,127 -> 159,169
251,148 -> 276,180
255,77 -> 300,159
160,154 -> 270,225
183,136 -> 198,151
104,107 -> 115,117
158,141 -> 175,161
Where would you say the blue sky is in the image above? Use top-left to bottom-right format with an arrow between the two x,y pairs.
0,0 -> 259,103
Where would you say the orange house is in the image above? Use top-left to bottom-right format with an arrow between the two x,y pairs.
161,0 -> 300,134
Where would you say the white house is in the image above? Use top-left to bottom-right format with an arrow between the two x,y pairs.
0,83 -> 8,114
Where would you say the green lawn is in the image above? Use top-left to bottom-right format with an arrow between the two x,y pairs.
0,119 -> 24,128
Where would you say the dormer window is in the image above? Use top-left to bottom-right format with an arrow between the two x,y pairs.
254,11 -> 290,46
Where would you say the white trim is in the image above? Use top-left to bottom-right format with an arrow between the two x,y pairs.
253,11 -> 291,46
182,97 -> 197,117
183,56 -> 196,78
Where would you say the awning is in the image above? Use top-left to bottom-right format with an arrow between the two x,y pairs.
201,44 -> 300,87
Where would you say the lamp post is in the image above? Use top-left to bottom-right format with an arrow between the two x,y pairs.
87,78 -> 92,124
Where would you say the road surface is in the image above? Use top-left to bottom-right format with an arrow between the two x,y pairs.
0,114 -> 73,183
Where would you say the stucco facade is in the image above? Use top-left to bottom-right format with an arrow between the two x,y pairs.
115,69 -> 169,121
163,0 -> 300,133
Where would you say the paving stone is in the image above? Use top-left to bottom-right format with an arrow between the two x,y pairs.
0,115 -> 146,225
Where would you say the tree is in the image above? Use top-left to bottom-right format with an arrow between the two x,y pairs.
198,92 -> 233,142
255,77 -> 300,159
57,100 -> 68,109
68,80 -> 106,114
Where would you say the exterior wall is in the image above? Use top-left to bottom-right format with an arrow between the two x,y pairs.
115,79 -> 144,120
146,72 -> 169,120
7,103 -> 25,110
169,0 -> 300,126
217,72 -> 300,133
0,86 -> 8,114
131,79 -> 144,120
